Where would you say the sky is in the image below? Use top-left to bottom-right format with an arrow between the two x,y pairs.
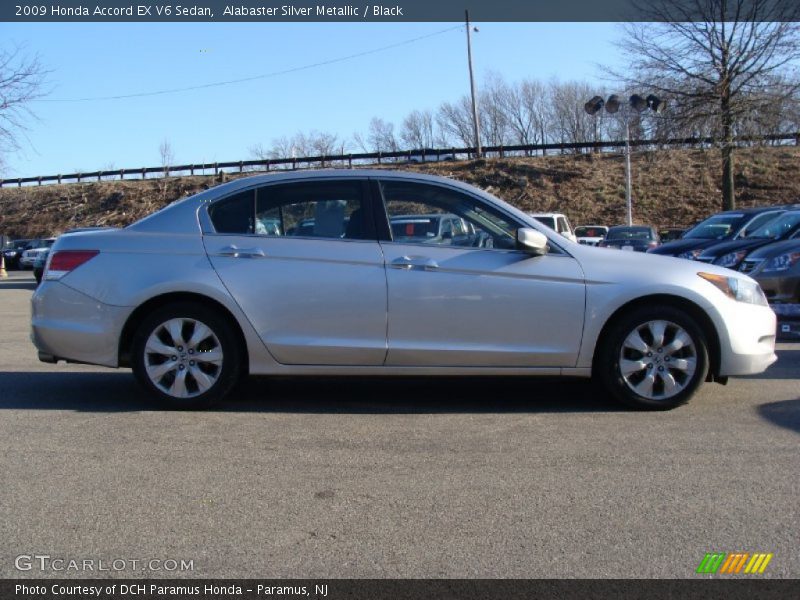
1,22 -> 623,178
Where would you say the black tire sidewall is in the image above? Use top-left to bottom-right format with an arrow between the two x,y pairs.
599,305 -> 709,410
132,302 -> 241,409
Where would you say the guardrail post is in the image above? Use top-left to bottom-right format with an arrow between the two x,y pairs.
239,161 -> 243,173
18,178 -> 22,187
38,177 -> 42,186
266,160 -> 270,172
97,172 -> 101,181
190,165 -> 194,176
120,169 -> 125,180
77,173 -> 82,183
141,168 -> 146,179
377,152 -> 382,165
292,158 -> 297,170
348,154 -> 353,169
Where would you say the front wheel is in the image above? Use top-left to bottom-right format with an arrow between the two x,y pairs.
597,305 -> 709,410
132,303 -> 242,409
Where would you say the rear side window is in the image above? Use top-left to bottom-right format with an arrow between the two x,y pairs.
209,190 -> 255,234
255,180 -> 369,241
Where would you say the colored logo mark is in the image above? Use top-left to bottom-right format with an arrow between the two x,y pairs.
696,552 -> 773,574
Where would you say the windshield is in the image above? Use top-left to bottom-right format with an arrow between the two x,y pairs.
683,213 -> 745,240
575,226 -> 607,237
607,227 -> 653,240
748,212 -> 800,239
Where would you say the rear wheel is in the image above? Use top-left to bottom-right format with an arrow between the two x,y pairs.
597,305 -> 709,410
132,303 -> 241,409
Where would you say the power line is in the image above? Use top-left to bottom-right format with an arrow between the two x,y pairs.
38,26 -> 463,103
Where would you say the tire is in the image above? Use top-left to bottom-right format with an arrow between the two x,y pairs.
596,305 -> 709,410
132,302 -> 242,409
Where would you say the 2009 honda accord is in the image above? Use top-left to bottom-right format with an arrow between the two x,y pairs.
31,170 -> 777,410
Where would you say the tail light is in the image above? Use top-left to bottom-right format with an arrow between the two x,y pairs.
45,250 -> 99,281
648,241 -> 658,249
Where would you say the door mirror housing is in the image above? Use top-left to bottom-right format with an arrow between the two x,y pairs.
516,228 -> 549,256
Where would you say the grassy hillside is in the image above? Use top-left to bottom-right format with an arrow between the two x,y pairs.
2,146 -> 799,239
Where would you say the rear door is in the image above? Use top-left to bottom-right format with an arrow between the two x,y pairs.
203,178 -> 388,366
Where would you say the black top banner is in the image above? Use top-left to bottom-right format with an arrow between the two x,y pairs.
2,0 -> 800,22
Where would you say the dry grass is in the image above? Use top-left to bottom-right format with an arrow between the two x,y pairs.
2,146 -> 799,238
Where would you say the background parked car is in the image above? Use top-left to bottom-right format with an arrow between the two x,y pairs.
575,225 -> 608,246
389,214 -> 477,246
19,238 -> 56,269
33,250 -> 50,284
598,226 -> 660,252
649,206 -> 789,259
529,212 -> 577,242
3,239 -> 34,270
697,209 -> 800,270
740,237 -> 800,339
659,228 -> 685,242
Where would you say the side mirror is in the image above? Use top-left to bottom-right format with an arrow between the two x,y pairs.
516,228 -> 549,256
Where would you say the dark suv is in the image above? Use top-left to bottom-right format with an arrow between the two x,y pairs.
648,206 -> 791,259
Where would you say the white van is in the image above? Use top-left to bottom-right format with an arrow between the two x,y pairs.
528,213 -> 577,243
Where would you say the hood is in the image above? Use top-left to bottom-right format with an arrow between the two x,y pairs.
698,238 -> 773,258
648,238 -> 724,256
746,238 -> 800,259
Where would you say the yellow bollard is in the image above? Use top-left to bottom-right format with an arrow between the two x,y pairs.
0,253 -> 7,279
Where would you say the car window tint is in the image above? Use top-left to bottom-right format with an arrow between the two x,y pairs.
209,190 -> 255,234
255,181 -> 367,240
380,180 -> 518,250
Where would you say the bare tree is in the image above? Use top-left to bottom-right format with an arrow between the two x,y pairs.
0,45 -> 48,173
158,139 -> 174,176
400,109 -> 436,149
436,97 -> 474,148
546,80 -> 598,151
611,0 -> 800,210
479,72 -> 511,147
356,117 -> 399,154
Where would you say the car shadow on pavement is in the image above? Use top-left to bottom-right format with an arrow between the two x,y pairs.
756,398 -> 800,434
0,371 -> 623,414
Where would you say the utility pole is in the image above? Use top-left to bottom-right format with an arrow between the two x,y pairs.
465,10 -> 482,158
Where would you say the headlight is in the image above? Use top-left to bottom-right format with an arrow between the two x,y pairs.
678,248 -> 704,260
714,250 -> 747,269
698,272 -> 768,306
761,252 -> 800,273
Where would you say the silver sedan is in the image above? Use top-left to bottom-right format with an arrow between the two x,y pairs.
31,170 -> 777,410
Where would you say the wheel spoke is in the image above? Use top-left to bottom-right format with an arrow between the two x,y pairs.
663,330 -> 692,355
623,329 -> 650,353
147,360 -> 176,381
620,359 -> 647,376
648,320 -> 668,348
165,319 -> 186,348
670,357 -> 696,372
170,369 -> 188,398
187,322 -> 211,350
189,366 -> 215,392
145,338 -> 175,357
635,372 -> 656,396
194,348 -> 223,365
660,371 -> 678,395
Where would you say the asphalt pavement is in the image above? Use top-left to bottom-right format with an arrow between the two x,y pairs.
0,270 -> 798,578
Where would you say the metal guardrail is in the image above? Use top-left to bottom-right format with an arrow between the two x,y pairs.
2,133 -> 798,188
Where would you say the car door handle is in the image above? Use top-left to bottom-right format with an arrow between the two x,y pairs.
218,245 -> 266,259
390,256 -> 439,271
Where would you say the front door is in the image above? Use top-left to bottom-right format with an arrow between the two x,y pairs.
377,179 -> 586,367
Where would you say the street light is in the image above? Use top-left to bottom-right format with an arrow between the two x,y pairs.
585,94 -> 666,225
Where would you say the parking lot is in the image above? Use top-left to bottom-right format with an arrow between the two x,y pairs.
1,270 -> 798,578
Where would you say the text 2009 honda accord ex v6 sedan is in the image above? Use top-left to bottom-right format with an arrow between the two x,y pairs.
31,171 -> 777,410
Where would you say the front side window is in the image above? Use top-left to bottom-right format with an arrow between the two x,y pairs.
380,180 -> 518,250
